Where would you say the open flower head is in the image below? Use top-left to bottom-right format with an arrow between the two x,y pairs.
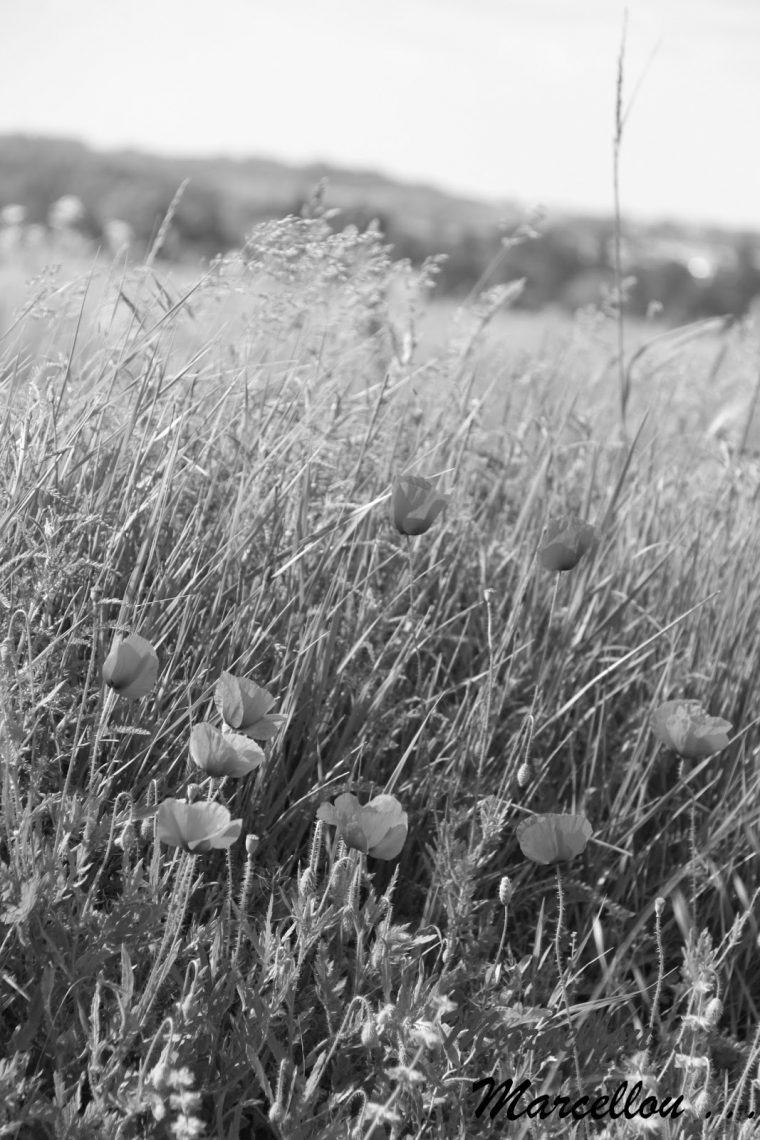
391,475 -> 451,537
214,671 -> 286,740
538,515 -> 597,572
317,792 -> 408,860
651,699 -> 732,760
102,632 -> 158,699
189,722 -> 264,778
516,812 -> 593,865
156,798 -> 242,853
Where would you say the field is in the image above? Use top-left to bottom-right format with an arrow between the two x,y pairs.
2,215 -> 760,1139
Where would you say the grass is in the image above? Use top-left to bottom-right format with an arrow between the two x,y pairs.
2,209 -> 760,1139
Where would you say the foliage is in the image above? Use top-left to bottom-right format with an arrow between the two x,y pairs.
2,134 -> 760,321
2,206 -> 760,1139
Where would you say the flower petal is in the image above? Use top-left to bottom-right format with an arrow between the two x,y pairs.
156,798 -> 187,849
368,820 -> 408,860
516,813 -> 592,865
214,671 -> 246,728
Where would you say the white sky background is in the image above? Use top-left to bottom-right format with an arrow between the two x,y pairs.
1,0 -> 758,229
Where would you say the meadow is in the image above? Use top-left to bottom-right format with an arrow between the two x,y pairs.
2,210 -> 760,1140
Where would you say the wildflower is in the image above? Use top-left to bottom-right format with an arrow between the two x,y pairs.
538,515 -> 597,572
516,812 -> 592,865
651,699 -> 731,760
391,475 -> 451,536
102,632 -> 158,699
317,792 -> 408,860
189,722 -> 264,778
214,671 -> 286,740
156,798 -> 242,853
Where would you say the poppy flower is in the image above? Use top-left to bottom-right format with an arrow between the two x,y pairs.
516,813 -> 593,865
213,672 -> 286,740
317,792 -> 408,860
102,632 -> 158,699
391,475 -> 451,537
189,722 -> 264,778
651,699 -> 731,761
538,515 -> 597,572
156,798 -> 242,853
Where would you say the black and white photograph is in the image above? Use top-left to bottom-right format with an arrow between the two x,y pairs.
1,3 -> 759,1138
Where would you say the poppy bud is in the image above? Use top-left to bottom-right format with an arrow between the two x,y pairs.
102,632 -> 158,699
704,998 -> 723,1027
391,475 -> 451,537
517,763 -> 531,787
538,515 -> 597,572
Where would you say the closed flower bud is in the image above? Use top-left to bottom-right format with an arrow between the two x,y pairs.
376,1004 -> 396,1035
538,515 -> 597,572
704,997 -> 723,1027
655,896 -> 666,917
115,820 -> 136,856
517,763 -> 531,787
391,474 -> 451,537
692,1088 -> 711,1117
498,876 -> 514,906
102,632 -> 158,699
361,1020 -> 380,1049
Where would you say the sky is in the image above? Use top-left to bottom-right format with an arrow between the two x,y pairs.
1,0 -> 758,229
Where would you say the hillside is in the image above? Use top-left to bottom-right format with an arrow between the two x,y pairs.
1,133 -> 759,320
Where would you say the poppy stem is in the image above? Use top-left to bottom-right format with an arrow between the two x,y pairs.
646,898 -> 666,1062
520,575 -> 560,784
135,849 -> 196,1025
688,799 -> 698,929
53,586 -> 102,857
495,907 -> 509,967
224,846 -> 234,958
533,573 -> 560,705
82,688 -> 118,848
475,587 -> 495,789
554,865 -> 587,1135
404,535 -> 423,691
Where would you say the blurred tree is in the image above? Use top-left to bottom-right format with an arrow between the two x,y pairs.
2,134 -> 757,320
